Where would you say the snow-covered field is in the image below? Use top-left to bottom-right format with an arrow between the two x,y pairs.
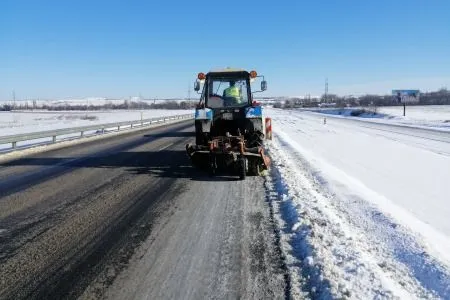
266,108 -> 450,299
378,105 -> 450,121
313,105 -> 450,131
0,110 -> 193,151
0,110 -> 192,137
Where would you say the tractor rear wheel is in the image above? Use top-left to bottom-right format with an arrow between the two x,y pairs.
239,158 -> 247,180
209,154 -> 216,176
254,163 -> 262,176
248,161 -> 262,176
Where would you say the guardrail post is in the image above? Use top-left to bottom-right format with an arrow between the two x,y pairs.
12,141 -> 16,149
52,136 -> 56,143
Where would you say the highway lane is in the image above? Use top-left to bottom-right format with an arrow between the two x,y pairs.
319,111 -> 450,144
322,112 -> 450,157
0,121 -> 287,299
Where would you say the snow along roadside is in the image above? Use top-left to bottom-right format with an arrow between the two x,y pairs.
0,117 -> 192,164
265,133 -> 450,299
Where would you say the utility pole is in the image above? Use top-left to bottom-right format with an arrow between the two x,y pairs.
12,90 -> 16,109
86,98 -> 89,119
188,83 -> 191,101
324,78 -> 328,103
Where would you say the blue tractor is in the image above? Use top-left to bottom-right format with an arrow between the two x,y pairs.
186,68 -> 270,179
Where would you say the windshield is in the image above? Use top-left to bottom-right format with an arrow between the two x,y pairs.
206,77 -> 249,108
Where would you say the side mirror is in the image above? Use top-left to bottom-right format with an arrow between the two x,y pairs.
261,80 -> 267,91
194,81 -> 200,92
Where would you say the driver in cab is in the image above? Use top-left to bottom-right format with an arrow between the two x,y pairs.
223,81 -> 242,105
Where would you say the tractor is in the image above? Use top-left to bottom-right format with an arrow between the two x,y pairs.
185,68 -> 270,179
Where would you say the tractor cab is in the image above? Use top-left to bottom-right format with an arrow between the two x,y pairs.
199,70 -> 252,109
195,69 -> 266,110
193,69 -> 267,145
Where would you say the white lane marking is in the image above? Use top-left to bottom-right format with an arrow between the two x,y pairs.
158,143 -> 175,151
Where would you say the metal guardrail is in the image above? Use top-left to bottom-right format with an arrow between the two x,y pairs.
0,113 -> 194,151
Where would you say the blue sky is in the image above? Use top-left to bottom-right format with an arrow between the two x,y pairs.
1,0 -> 449,100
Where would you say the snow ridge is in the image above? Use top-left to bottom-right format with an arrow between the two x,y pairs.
266,134 -> 450,299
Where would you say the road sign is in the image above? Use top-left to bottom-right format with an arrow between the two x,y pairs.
392,90 -> 420,104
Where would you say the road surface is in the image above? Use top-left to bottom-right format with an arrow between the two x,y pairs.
0,121 -> 287,300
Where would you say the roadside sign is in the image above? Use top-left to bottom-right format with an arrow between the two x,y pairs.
392,90 -> 420,104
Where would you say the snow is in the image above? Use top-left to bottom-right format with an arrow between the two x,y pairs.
0,115 -> 191,163
378,105 -> 450,121
0,98 -> 193,107
311,105 -> 450,131
0,110 -> 193,151
0,110 -> 192,137
266,108 -> 450,298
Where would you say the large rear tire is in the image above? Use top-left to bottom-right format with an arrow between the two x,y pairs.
209,154 -> 216,177
254,163 -> 262,176
196,134 -> 202,146
239,158 -> 247,180
247,161 -> 262,176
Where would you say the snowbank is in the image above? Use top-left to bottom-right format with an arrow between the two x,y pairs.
266,108 -> 450,298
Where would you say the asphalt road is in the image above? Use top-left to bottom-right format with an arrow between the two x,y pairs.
324,113 -> 450,144
0,121 -> 287,300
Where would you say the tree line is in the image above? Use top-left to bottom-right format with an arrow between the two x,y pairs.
0,100 -> 198,111
274,88 -> 450,109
